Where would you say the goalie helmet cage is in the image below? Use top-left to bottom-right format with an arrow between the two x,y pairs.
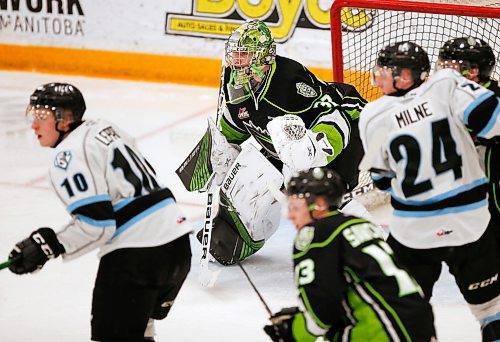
330,0 -> 500,209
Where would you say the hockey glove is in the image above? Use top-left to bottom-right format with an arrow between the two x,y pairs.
8,227 -> 65,274
208,118 -> 240,186
267,115 -> 334,172
263,307 -> 299,342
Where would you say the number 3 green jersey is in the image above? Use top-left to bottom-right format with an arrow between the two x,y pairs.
291,212 -> 435,341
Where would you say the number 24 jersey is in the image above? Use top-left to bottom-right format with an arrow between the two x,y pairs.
359,69 -> 499,248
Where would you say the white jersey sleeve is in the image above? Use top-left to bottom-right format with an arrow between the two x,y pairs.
359,69 -> 498,248
50,119 -> 192,260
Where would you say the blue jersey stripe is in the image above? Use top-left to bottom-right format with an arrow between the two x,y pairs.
113,198 -> 134,211
111,197 -> 175,239
477,103 -> 499,138
393,199 -> 487,217
463,91 -> 494,125
67,194 -> 112,213
76,214 -> 116,227
391,178 -> 487,205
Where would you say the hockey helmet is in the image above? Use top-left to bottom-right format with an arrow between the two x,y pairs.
375,41 -> 430,85
437,37 -> 496,82
27,83 -> 86,123
287,167 -> 346,210
225,20 -> 276,88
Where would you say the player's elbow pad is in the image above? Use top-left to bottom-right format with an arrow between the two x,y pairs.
372,174 -> 392,191
465,94 -> 499,139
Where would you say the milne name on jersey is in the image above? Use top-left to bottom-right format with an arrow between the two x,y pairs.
394,101 -> 433,129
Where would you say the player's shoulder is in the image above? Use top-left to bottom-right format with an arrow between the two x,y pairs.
359,95 -> 396,127
301,214 -> 351,243
275,55 -> 305,72
294,215 -> 377,253
273,55 -> 318,86
422,68 -> 463,91
486,79 -> 500,97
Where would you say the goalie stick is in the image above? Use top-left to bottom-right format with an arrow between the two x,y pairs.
236,261 -> 273,317
197,53 -> 228,287
198,174 -> 221,287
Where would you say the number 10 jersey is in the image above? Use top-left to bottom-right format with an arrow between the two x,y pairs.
49,119 -> 192,260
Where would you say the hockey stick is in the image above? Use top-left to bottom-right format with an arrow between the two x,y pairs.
0,256 -> 20,271
236,260 -> 273,317
197,50 -> 228,288
198,175 -> 221,287
0,259 -> 13,271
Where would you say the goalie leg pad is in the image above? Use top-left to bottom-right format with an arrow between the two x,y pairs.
220,143 -> 284,241
196,211 -> 264,266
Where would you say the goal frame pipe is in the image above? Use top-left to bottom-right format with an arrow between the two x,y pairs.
330,0 -> 500,82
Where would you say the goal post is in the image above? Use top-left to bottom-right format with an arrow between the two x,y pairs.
330,0 -> 500,209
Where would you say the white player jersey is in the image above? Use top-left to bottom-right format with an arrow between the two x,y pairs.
359,69 -> 499,248
49,119 -> 192,260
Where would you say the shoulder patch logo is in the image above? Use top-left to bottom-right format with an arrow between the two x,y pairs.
296,82 -> 317,98
238,107 -> 249,119
54,151 -> 72,170
295,226 -> 315,251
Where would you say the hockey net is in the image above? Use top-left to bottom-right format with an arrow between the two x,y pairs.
332,0 -> 500,209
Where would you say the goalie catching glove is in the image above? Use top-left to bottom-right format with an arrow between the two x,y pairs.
208,118 -> 241,186
8,227 -> 65,274
267,115 -> 334,172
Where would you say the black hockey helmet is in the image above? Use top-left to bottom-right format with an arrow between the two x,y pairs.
376,41 -> 430,85
438,37 -> 496,82
287,167 -> 346,210
28,82 -> 86,122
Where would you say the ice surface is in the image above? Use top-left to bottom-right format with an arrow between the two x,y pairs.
0,71 -> 479,341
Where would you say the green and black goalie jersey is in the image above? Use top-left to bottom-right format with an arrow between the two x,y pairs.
291,212 -> 435,341
220,56 -> 367,189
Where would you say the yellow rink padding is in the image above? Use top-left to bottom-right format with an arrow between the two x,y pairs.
0,44 -> 336,88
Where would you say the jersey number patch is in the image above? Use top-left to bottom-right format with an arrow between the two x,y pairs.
111,145 -> 160,197
362,241 -> 421,297
295,259 -> 315,286
390,118 -> 463,197
61,173 -> 88,197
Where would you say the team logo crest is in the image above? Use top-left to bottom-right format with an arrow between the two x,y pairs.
296,82 -> 317,98
295,226 -> 315,251
238,107 -> 249,119
54,151 -> 72,170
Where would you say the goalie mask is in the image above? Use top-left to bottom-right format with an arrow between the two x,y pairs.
372,41 -> 430,88
287,167 -> 345,211
436,37 -> 496,82
225,20 -> 276,103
